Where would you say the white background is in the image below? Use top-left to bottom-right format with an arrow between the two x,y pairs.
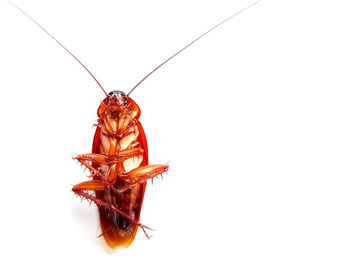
0,0 -> 350,262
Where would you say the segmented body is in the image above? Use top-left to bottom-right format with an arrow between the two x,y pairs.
73,91 -> 168,248
93,91 -> 148,248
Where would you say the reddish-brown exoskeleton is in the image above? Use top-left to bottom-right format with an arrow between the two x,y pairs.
72,91 -> 168,248
9,0 -> 260,249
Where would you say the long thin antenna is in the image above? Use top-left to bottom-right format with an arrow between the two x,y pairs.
7,0 -> 109,97
127,0 -> 261,96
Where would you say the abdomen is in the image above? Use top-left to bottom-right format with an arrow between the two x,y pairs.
92,121 -> 149,248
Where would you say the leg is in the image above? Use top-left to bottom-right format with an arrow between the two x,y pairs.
118,164 -> 169,192
72,179 -> 118,193
73,154 -> 108,179
73,153 -> 109,165
72,164 -> 168,239
73,189 -> 153,239
74,148 -> 144,166
72,163 -> 168,194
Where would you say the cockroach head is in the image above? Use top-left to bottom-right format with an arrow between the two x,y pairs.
98,90 -> 141,119
106,90 -> 128,106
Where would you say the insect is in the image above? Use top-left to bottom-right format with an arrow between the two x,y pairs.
72,90 -> 168,248
9,0 -> 260,249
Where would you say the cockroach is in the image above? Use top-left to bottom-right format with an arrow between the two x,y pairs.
9,0 -> 261,249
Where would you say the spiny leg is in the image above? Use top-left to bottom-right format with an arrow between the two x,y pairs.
73,189 -> 153,239
73,150 -> 145,179
73,164 -> 169,194
74,158 -> 100,178
118,164 -> 169,192
74,148 -> 144,166
74,153 -> 109,165
72,179 -> 118,193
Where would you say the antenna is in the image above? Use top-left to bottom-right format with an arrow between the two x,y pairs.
127,0 -> 261,96
7,0 -> 109,97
